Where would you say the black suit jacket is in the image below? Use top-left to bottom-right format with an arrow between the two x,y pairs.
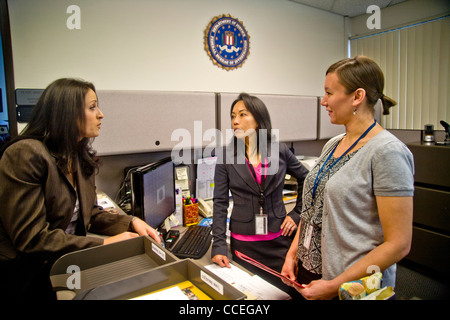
211,142 -> 309,257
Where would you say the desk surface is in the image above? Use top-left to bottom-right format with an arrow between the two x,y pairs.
88,190 -> 293,300
97,188 -> 297,270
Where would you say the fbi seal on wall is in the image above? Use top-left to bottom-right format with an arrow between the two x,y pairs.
204,14 -> 250,71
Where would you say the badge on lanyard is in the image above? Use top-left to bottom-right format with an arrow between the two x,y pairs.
255,213 -> 268,235
255,202 -> 268,235
303,224 -> 314,249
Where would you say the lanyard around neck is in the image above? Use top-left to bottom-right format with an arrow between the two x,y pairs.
311,120 -> 376,205
246,154 -> 267,208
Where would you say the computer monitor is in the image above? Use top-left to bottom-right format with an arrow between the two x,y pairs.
130,157 -> 176,229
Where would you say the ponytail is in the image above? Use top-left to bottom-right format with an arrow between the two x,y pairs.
380,94 -> 397,115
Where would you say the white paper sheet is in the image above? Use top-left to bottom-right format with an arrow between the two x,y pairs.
130,286 -> 189,300
205,263 -> 290,300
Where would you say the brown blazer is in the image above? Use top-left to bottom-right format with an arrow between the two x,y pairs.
0,139 -> 132,262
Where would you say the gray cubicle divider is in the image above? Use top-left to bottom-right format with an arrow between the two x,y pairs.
50,236 -> 179,299
91,90 -> 350,157
217,93 -> 318,144
93,90 -> 217,156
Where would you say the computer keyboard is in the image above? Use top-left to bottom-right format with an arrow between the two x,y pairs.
170,225 -> 212,259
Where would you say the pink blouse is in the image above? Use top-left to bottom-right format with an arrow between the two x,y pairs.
230,159 -> 282,242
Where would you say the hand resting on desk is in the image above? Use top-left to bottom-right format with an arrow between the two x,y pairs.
211,216 -> 297,269
103,217 -> 161,245
103,232 -> 139,245
212,254 -> 231,268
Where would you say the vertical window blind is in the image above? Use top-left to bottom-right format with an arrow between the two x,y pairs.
351,16 -> 449,130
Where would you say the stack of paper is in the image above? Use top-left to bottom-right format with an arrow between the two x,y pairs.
205,263 -> 290,300
196,157 -> 217,199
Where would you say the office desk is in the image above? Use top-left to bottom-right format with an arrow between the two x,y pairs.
405,142 -> 450,275
53,192 -> 291,300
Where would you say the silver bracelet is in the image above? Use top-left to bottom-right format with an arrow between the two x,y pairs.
130,216 -> 138,231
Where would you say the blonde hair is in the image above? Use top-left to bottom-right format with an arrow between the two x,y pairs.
326,56 -> 397,115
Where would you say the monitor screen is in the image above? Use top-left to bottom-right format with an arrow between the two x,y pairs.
131,158 -> 175,229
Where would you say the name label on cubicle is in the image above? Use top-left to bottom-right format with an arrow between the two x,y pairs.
152,243 -> 166,261
201,270 -> 224,295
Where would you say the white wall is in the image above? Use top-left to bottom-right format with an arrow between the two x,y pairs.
8,0 -> 345,96
8,0 -> 348,197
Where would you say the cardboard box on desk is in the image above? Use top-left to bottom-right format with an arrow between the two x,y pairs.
69,259 -> 246,300
50,236 -> 178,300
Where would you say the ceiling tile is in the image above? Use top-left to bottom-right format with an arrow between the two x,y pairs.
289,0 -> 409,17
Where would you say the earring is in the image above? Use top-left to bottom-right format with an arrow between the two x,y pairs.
353,107 -> 357,115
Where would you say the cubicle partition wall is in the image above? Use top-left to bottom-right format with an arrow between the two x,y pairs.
217,93 -> 318,144
92,90 -> 344,157
93,91 -> 217,156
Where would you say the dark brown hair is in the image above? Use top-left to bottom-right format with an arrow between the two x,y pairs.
229,93 -> 273,157
21,78 -> 100,176
326,55 -> 397,115
230,93 -> 272,138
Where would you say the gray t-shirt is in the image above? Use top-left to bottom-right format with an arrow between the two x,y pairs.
299,129 -> 414,288
297,142 -> 358,274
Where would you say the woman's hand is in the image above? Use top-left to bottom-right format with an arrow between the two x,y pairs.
281,219 -> 301,286
295,279 -> 339,300
282,251 -> 338,299
103,232 -> 139,245
281,253 -> 298,286
103,218 -> 162,245
280,216 -> 297,237
212,254 -> 231,268
131,217 -> 162,244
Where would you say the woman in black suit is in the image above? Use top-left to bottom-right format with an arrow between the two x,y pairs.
211,93 -> 309,294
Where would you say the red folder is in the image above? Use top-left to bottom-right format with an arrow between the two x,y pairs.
235,250 -> 305,288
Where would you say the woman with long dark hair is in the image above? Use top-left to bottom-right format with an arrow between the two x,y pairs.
0,78 -> 160,299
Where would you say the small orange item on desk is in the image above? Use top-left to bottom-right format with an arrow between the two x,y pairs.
183,196 -> 199,226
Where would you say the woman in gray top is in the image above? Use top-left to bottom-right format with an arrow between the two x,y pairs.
281,56 -> 414,300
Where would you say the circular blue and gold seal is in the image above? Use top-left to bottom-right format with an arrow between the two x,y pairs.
204,14 -> 250,71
